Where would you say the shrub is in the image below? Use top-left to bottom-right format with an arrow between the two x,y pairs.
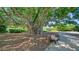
56,24 -> 75,31
0,25 -> 7,33
74,25 -> 79,31
9,28 -> 26,33
65,24 -> 75,31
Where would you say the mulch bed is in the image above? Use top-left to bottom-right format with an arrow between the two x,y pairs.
0,33 -> 51,51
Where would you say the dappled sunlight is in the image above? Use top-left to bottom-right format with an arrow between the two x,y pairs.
0,7 -> 79,51
0,33 -> 50,51
45,32 -> 79,51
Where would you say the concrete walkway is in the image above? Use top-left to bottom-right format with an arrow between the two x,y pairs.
45,32 -> 79,51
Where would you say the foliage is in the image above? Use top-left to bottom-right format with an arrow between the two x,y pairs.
43,24 -> 77,32
7,26 -> 27,33
0,25 -> 7,33
74,25 -> 79,31
0,7 -> 79,33
9,28 -> 26,33
54,24 -> 76,31
54,7 -> 77,19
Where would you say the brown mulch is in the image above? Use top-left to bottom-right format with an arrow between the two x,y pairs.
0,33 -> 51,51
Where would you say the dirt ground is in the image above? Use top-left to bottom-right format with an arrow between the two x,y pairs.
0,33 -> 51,51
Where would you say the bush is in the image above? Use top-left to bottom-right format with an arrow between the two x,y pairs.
56,24 -> 75,31
74,25 -> 79,31
0,25 -> 7,33
9,28 -> 26,33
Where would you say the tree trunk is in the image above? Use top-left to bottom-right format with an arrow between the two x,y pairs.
27,23 -> 43,34
31,25 -> 43,34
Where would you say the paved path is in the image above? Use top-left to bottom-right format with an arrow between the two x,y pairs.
45,32 -> 79,51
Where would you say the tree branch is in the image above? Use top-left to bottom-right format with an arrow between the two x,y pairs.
33,8 -> 41,23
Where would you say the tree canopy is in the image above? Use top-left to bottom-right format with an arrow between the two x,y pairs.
0,7 -> 79,33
